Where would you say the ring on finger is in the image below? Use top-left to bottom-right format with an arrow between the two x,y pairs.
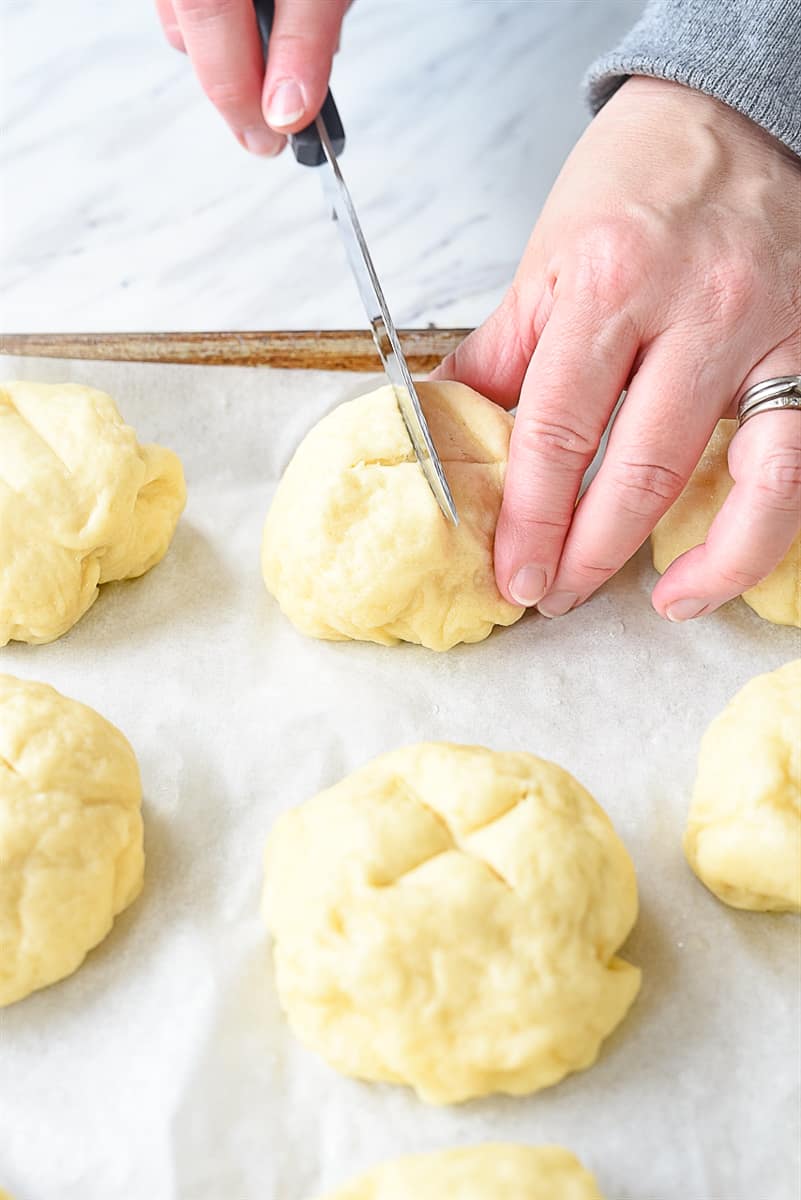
737,375 -> 801,426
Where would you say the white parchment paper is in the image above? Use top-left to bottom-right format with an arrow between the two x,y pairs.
0,356 -> 799,1200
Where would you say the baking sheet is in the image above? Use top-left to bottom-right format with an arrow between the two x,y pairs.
0,355 -> 799,1200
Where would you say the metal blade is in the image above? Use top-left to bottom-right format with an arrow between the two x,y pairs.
314,115 -> 459,525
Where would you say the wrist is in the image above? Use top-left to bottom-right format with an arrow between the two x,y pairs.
615,75 -> 800,173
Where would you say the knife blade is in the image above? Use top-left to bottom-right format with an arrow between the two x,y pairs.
252,0 -> 458,525
312,116 -> 459,524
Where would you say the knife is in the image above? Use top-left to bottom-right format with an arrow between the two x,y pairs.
252,0 -> 458,525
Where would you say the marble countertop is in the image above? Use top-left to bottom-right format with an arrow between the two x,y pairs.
2,0 -> 643,333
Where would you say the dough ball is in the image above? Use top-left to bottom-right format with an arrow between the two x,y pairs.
0,675 -> 144,1005
652,420 -> 801,627
261,382 -> 523,650
685,660 -> 801,912
0,381 -> 186,645
314,1144 -> 604,1200
263,743 -> 640,1104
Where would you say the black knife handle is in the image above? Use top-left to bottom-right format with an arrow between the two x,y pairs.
252,0 -> 346,166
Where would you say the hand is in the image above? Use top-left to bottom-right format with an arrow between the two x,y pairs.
156,0 -> 351,155
434,77 -> 801,621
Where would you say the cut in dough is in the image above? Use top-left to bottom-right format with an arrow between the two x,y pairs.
0,675 -> 144,1005
685,659 -> 801,912
652,419 -> 801,627
314,1144 -> 604,1200
0,381 -> 186,645
263,743 -> 640,1104
261,382 -> 523,650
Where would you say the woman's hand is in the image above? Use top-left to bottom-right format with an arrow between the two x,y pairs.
434,77 -> 801,621
156,0 -> 351,155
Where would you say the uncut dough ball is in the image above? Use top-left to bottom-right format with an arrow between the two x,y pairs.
652,419 -> 801,627
0,675 -> 144,1006
315,1144 -> 604,1200
261,382 -> 523,650
263,743 -> 640,1104
685,659 -> 801,912
0,381 -> 186,645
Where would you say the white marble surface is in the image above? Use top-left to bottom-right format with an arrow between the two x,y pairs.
2,0 -> 644,333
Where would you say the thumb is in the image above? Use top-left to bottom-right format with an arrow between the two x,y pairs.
430,277 -> 548,410
262,0 -> 350,134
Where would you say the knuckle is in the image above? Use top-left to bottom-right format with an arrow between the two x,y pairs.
175,0 -> 239,18
510,518 -> 566,550
755,446 -> 801,510
201,78 -> 251,114
569,218 -> 646,306
270,30 -> 312,52
568,557 -> 616,583
503,496 -> 566,537
515,412 -> 597,465
699,253 -> 759,324
715,562 -> 763,591
608,459 -> 685,518
500,494 -> 567,548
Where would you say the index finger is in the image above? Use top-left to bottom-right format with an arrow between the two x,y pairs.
497,299 -> 638,606
263,0 -> 350,134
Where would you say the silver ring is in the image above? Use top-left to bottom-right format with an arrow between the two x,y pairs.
737,375 -> 801,426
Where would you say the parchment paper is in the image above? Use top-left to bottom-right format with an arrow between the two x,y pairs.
0,356 -> 799,1200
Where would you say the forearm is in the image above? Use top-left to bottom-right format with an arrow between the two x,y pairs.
585,0 -> 801,156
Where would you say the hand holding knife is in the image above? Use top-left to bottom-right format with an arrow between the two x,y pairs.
252,0 -> 458,525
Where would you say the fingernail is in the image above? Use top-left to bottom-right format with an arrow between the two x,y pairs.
266,79 -> 306,127
665,597 -> 709,622
537,591 -> 579,619
242,126 -> 281,155
509,565 -> 547,607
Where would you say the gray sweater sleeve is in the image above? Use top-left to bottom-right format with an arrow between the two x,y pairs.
585,0 -> 801,156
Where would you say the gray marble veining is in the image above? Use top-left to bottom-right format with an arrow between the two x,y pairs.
2,0 -> 644,332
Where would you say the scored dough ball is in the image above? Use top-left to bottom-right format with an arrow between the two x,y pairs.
0,381 -> 186,645
0,675 -> 144,1006
261,382 -> 523,650
263,743 -> 640,1105
685,659 -> 801,912
652,419 -> 801,627
314,1144 -> 604,1200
